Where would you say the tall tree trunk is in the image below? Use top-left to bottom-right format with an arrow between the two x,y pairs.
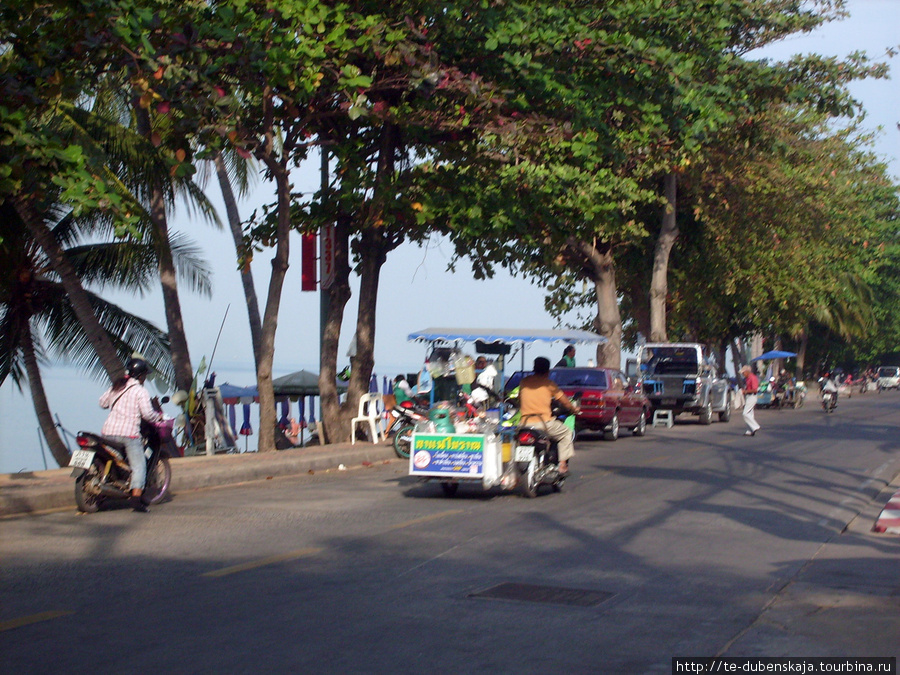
713,340 -> 727,378
214,152 -> 263,373
16,197 -> 125,381
340,229 -> 395,438
323,123 -> 402,441
627,274 -> 651,343
796,327 -> 808,379
22,332 -> 70,467
319,219 -> 353,445
566,238 -> 621,368
135,106 -> 193,392
255,162 -> 293,452
649,173 -> 678,342
730,337 -> 744,374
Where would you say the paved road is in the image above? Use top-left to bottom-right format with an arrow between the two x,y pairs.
2,393 -> 898,673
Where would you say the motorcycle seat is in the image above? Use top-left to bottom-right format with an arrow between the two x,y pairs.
79,431 -> 127,452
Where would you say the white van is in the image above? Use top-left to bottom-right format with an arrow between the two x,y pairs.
876,366 -> 900,390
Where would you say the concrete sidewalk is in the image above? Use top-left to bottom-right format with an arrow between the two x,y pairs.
0,441 -> 399,517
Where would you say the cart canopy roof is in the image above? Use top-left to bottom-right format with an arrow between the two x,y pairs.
408,327 -> 607,345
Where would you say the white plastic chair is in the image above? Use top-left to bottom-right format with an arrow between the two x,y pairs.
350,393 -> 385,444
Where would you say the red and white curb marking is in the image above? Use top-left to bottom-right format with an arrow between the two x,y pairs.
872,489 -> 900,534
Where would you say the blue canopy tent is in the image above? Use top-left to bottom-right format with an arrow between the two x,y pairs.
407,327 -> 608,401
751,350 -> 798,362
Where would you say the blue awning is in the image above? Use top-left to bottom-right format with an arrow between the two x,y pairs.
218,383 -> 259,403
407,327 -> 607,345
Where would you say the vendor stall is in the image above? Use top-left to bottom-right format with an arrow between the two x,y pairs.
406,327 -> 606,495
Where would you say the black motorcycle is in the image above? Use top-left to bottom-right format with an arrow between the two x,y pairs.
821,389 -> 837,413
70,416 -> 176,513
513,403 -> 576,498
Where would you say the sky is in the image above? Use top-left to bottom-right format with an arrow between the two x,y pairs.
1,0 -> 898,472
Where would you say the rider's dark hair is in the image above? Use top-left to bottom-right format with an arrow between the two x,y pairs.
533,357 -> 551,374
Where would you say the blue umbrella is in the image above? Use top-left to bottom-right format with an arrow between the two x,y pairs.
369,373 -> 378,393
751,350 -> 798,362
383,376 -> 391,395
298,398 -> 306,428
240,404 -> 253,435
308,396 -> 316,424
278,399 -> 290,429
228,404 -> 237,436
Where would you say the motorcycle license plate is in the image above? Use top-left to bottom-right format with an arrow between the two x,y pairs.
662,399 -> 677,406
514,446 -> 534,462
69,449 -> 95,470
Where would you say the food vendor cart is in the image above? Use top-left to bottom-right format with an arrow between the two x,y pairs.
405,327 -> 607,495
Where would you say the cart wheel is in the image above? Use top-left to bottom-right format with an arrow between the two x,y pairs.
440,482 -> 459,497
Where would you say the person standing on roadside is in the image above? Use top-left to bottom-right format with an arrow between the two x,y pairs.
555,345 -> 576,368
99,357 -> 162,512
740,364 -> 760,437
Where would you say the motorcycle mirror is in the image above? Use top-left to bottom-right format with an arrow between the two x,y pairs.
161,396 -> 170,404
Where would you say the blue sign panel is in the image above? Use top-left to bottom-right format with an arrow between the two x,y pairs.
409,434 -> 484,478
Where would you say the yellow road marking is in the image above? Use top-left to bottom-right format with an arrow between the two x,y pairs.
202,547 -> 323,578
0,610 -> 73,632
387,509 -> 465,531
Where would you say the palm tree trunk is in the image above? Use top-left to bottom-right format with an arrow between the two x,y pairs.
21,332 -> 70,467
16,197 -> 125,381
135,106 -> 194,392
214,152 -> 263,372
650,173 -> 678,342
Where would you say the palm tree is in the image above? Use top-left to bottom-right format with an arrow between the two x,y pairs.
65,95 -> 221,393
197,150 -> 263,373
0,203 -> 211,467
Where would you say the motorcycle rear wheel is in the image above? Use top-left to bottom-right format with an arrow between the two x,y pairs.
521,458 -> 539,498
393,424 -> 415,459
75,465 -> 103,513
144,456 -> 171,505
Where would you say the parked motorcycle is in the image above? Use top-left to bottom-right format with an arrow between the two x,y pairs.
70,413 -> 176,513
389,397 -> 431,459
821,390 -> 837,413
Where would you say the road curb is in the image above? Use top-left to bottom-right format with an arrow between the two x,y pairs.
872,488 -> 900,534
0,442 -> 400,517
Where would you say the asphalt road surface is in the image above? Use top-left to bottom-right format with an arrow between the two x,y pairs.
2,392 -> 899,673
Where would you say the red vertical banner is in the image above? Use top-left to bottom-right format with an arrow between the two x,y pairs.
301,232 -> 317,291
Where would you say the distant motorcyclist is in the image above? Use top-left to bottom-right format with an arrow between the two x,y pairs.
820,372 -> 839,406
819,373 -> 838,408
518,357 -> 581,475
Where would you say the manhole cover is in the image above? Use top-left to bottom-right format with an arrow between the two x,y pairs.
468,582 -> 614,607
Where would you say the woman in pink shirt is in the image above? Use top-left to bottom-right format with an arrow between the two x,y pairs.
99,358 -> 162,512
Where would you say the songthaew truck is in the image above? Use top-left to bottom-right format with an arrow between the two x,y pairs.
637,343 -> 732,424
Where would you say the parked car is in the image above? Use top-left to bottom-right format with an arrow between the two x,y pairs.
505,367 -> 650,441
876,366 -> 900,390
